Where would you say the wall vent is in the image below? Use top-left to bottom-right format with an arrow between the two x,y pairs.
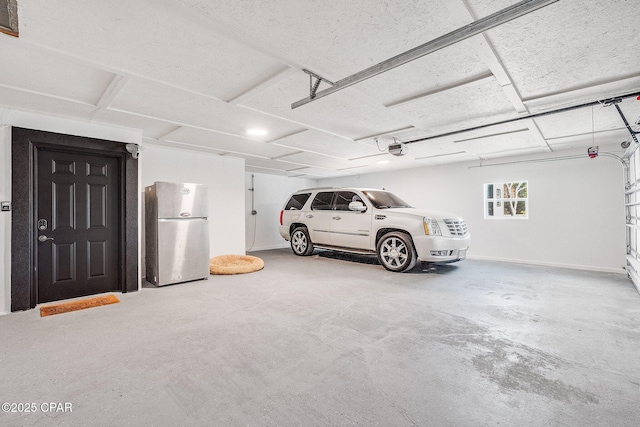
0,0 -> 18,37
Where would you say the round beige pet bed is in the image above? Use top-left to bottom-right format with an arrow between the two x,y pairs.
209,255 -> 264,275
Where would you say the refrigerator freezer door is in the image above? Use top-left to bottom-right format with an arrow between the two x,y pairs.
156,218 -> 210,286
155,182 -> 209,219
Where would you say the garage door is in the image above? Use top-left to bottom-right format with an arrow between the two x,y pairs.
626,148 -> 640,292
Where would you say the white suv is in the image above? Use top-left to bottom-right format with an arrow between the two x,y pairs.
279,187 -> 470,272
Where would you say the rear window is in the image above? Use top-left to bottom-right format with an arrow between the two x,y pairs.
311,192 -> 334,211
285,193 -> 311,210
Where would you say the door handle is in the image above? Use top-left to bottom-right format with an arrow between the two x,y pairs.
305,214 -> 314,218
38,235 -> 54,242
332,216 -> 341,220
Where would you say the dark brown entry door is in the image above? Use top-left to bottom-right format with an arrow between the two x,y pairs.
36,148 -> 121,303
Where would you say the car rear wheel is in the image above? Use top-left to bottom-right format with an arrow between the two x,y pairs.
291,227 -> 314,256
376,231 -> 417,272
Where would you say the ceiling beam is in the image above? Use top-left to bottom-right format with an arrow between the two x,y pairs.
0,82 -> 94,107
522,72 -> 640,107
90,74 -> 129,119
384,71 -> 494,109
444,0 -> 527,114
524,119 -> 552,152
402,90 -> 640,145
291,0 -> 560,109
156,125 -> 184,142
354,127 -> 416,142
227,67 -> 297,105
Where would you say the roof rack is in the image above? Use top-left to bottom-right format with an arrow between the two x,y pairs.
296,186 -> 343,192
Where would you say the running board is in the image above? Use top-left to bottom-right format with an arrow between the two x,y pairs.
314,244 -> 376,256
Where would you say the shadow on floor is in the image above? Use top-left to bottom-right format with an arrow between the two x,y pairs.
413,262 -> 459,275
141,280 -> 156,289
316,250 -> 459,275
316,250 -> 379,266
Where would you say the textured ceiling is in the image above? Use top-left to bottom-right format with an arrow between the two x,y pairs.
1,0 -> 638,178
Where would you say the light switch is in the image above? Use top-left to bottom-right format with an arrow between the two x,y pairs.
1,201 -> 10,212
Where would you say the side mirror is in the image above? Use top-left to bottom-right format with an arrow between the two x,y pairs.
348,201 -> 367,212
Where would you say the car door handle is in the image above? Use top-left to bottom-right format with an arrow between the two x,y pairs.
305,214 -> 314,218
38,235 -> 54,242
332,216 -> 341,220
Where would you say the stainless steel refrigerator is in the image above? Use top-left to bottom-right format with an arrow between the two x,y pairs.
145,182 -> 210,286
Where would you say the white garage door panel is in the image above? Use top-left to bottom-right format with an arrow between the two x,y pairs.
625,147 -> 640,293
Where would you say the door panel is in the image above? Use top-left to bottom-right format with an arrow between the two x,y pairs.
305,212 -> 333,245
330,191 -> 372,249
88,183 -> 107,228
53,242 -> 76,282
37,149 -> 120,303
157,218 -> 210,285
308,191 -> 334,245
52,182 -> 76,230
330,212 -> 373,249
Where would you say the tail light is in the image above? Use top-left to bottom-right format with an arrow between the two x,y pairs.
279,210 -> 284,225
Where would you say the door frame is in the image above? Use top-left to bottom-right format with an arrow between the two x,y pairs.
11,127 -> 139,311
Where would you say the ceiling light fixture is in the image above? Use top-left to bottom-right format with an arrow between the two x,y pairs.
247,129 -> 267,136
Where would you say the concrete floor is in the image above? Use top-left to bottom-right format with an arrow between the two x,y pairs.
1,249 -> 639,426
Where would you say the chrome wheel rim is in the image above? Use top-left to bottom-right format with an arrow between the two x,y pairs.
380,237 -> 408,268
292,231 -> 307,254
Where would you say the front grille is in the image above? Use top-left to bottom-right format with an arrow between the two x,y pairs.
444,219 -> 468,236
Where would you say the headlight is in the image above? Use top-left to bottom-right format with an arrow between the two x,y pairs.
424,218 -> 442,236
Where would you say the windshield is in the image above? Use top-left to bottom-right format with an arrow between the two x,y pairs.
362,190 -> 412,209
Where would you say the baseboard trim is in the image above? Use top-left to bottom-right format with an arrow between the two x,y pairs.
466,255 -> 627,275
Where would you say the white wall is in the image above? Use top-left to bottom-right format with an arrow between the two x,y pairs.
0,109 -> 142,315
318,148 -> 627,273
141,145 -> 246,272
245,172 -> 317,251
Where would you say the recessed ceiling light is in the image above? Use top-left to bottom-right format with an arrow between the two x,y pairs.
247,128 -> 267,136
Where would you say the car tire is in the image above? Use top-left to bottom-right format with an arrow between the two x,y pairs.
290,227 -> 314,256
376,231 -> 417,272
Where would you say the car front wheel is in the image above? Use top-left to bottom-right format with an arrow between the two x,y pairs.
291,227 -> 314,256
376,231 -> 417,272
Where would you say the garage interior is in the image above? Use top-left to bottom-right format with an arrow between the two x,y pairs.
1,0 -> 639,425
